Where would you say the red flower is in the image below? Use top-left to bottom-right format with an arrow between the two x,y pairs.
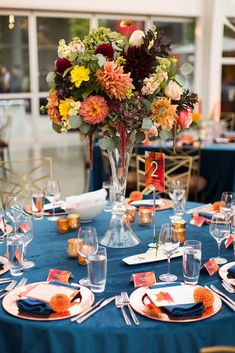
96,44 -> 114,60
55,58 -> 72,74
177,109 -> 192,130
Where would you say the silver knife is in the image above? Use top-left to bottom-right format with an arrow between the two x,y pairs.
207,285 -> 235,311
210,285 -> 235,307
77,296 -> 115,323
71,298 -> 104,322
185,203 -> 213,214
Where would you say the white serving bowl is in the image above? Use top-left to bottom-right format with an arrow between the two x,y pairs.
66,201 -> 107,222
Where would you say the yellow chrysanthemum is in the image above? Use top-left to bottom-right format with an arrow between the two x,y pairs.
59,97 -> 81,121
151,98 -> 177,130
70,65 -> 90,88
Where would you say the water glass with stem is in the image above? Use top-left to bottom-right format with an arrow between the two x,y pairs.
209,213 -> 230,265
77,226 -> 98,286
220,192 -> 235,231
159,223 -> 180,282
17,214 -> 34,268
44,180 -> 61,221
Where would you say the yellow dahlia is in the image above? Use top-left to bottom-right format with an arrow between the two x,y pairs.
151,98 -> 177,130
79,96 -> 109,125
47,92 -> 61,125
70,65 -> 90,88
96,61 -> 133,101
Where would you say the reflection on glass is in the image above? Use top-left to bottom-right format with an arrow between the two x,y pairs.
0,16 -> 29,93
223,18 -> 235,58
37,17 -> 90,91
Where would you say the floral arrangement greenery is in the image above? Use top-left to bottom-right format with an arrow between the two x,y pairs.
41,20 -> 198,156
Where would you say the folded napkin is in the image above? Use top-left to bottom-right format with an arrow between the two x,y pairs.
0,228 -> 4,237
65,189 -> 107,210
149,282 -> 182,289
46,207 -> 64,214
198,212 -> 213,220
0,262 -> 4,270
163,302 -> 204,317
227,265 -> 235,279
16,281 -> 80,315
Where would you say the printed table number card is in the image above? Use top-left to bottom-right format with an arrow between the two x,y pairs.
131,271 -> 157,287
202,259 -> 219,276
145,152 -> 165,192
47,269 -> 74,284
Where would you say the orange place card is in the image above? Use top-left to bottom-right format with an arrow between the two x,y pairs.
225,234 -> 234,248
190,214 -> 206,227
202,259 -> 219,276
145,152 -> 165,192
131,271 -> 156,287
47,269 -> 73,284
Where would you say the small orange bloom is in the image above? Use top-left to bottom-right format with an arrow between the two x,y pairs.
50,294 -> 71,313
193,287 -> 214,309
129,191 -> 143,202
213,201 -> 225,212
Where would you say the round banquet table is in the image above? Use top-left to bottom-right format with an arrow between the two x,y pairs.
0,202 -> 235,353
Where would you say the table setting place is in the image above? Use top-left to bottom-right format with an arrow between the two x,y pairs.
0,184 -> 235,328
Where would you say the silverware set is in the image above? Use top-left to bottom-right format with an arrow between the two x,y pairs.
0,277 -> 27,299
208,284 -> 235,311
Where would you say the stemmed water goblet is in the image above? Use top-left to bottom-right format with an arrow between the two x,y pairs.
77,226 -> 98,286
209,213 -> 230,265
44,180 -> 61,221
220,192 -> 235,231
168,180 -> 186,216
5,196 -> 24,234
159,223 -> 180,282
17,214 -> 34,268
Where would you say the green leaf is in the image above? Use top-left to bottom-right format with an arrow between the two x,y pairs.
159,129 -> 173,140
63,66 -> 72,78
96,53 -> 106,67
99,137 -> 108,150
168,61 -> 177,78
105,137 -> 115,151
129,129 -> 137,145
79,122 -> 91,135
52,122 -> 62,133
135,131 -> 146,143
142,117 -> 153,130
69,52 -> 78,62
46,72 -> 55,87
180,62 -> 194,76
70,115 -> 82,129
143,99 -> 152,111
175,74 -> 185,86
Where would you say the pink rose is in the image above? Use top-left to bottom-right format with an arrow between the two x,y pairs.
177,109 -> 193,130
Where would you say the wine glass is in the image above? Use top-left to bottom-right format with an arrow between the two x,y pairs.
220,192 -> 235,230
209,214 -> 230,265
159,223 -> 180,282
17,214 -> 34,268
168,180 -> 186,216
5,196 -> 23,234
77,226 -> 98,286
44,180 -> 61,221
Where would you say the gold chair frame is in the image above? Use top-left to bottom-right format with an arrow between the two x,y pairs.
0,157 -> 53,209
200,346 -> 235,353
136,154 -> 193,199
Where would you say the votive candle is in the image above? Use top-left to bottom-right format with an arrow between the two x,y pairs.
139,208 -> 152,226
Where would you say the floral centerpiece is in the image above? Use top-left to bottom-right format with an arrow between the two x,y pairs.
42,21 -> 198,248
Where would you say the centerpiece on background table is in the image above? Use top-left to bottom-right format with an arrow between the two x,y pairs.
41,19 -> 198,248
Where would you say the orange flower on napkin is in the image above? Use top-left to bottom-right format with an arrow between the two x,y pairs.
213,201 -> 225,212
129,191 -> 143,202
193,287 -> 214,309
50,294 -> 71,313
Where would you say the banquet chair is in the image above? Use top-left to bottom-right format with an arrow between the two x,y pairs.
200,346 -> 235,353
0,157 -> 53,209
136,154 -> 193,199
220,112 -> 235,131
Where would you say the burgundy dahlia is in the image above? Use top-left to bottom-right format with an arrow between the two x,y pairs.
95,43 -> 114,60
55,58 -> 72,74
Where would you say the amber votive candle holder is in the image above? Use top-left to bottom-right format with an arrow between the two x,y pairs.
67,238 -> 78,258
171,217 -> 186,245
57,218 -> 70,233
126,206 -> 137,224
68,213 -> 80,230
139,208 -> 153,226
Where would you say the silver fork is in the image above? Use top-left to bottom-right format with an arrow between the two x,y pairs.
121,292 -> 139,325
115,295 -> 131,326
0,277 -> 27,299
0,280 -> 17,297
222,280 -> 235,293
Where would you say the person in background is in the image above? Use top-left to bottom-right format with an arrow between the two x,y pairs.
0,66 -> 11,93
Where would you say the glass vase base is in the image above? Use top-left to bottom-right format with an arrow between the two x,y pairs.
159,273 -> 178,282
214,257 -> 228,265
99,223 -> 140,248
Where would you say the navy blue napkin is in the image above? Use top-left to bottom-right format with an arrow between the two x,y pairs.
46,207 -> 64,214
149,282 -> 182,289
163,301 -> 204,317
227,265 -> 235,279
0,262 -> 4,270
198,212 -> 213,220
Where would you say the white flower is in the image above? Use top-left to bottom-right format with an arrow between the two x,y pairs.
164,80 -> 182,100
129,30 -> 145,48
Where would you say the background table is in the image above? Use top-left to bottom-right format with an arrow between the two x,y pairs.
0,203 -> 235,353
89,143 -> 235,203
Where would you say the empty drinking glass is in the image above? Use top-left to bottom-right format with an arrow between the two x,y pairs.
159,223 -> 180,282
77,226 -> 98,286
183,240 -> 202,285
17,214 -> 34,268
209,214 -> 230,264
44,180 -> 61,221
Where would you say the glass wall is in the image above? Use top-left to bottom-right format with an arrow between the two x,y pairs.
0,15 -> 29,93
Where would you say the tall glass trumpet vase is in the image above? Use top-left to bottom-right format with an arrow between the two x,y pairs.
99,141 -> 140,248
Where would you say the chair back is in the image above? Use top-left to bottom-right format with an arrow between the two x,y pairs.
0,157 -> 53,209
220,112 -> 235,131
200,346 -> 235,353
136,154 -> 193,199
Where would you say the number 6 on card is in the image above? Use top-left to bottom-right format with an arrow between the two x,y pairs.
145,152 -> 165,192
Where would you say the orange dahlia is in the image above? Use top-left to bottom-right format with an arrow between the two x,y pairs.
193,287 -> 214,309
96,61 -> 133,100
151,98 -> 177,130
50,293 -> 71,313
79,96 -> 108,125
47,92 -> 61,125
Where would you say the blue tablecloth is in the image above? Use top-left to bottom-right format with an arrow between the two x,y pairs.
89,143 -> 235,203
0,203 -> 235,353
